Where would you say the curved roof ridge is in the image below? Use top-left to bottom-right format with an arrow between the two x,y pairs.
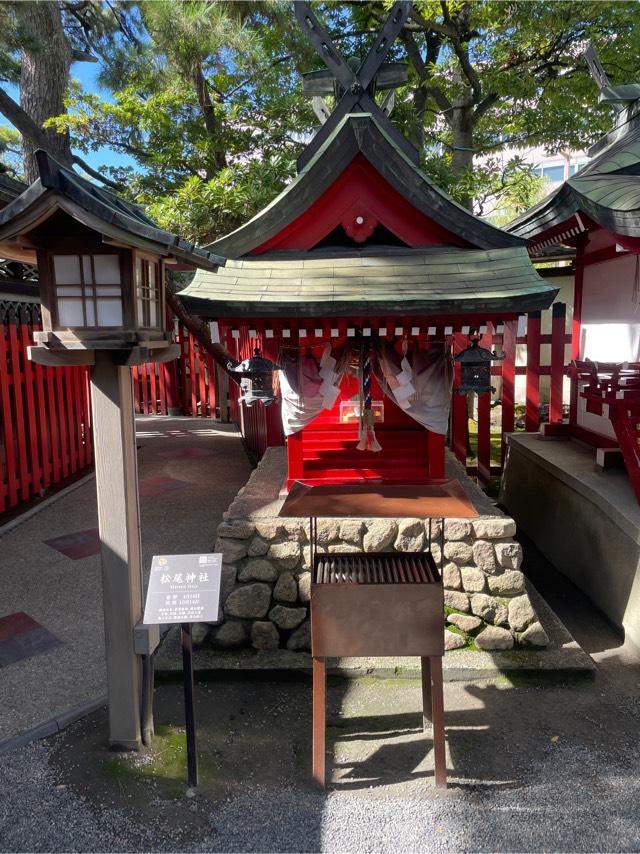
205,113 -> 526,258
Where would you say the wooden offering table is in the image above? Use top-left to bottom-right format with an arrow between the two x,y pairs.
279,480 -> 479,789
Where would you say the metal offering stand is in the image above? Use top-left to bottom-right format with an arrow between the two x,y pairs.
279,480 -> 479,789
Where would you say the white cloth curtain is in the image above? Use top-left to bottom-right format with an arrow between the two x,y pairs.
279,344 -> 345,436
375,341 -> 453,435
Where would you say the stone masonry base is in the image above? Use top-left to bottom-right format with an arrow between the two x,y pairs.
198,447 -> 549,653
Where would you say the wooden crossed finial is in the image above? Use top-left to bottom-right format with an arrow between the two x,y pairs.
295,1 -> 418,169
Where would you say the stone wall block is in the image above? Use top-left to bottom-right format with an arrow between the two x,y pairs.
269,604 -> 307,630
224,583 -> 272,619
339,520 -> 365,545
363,520 -> 398,552
301,545 -> 312,570
460,566 -> 486,593
315,520 -> 340,545
297,571 -> 311,603
444,541 -> 473,564
217,520 -> 255,540
251,621 -> 280,650
444,519 -> 472,541
274,571 -> 298,603
470,593 -> 508,626
238,559 -> 278,583
247,536 -> 269,557
444,589 -> 470,613
424,519 -> 442,540
472,517 -> 517,539
221,565 -> 237,603
445,630 -> 467,650
447,612 -> 482,632
495,541 -> 524,570
395,531 -> 425,552
442,562 -> 462,590
487,570 -> 526,596
508,594 -> 536,632
475,625 -> 514,650
210,620 -> 247,648
282,520 -> 308,542
255,520 -> 286,540
268,541 -> 301,570
472,540 -> 498,574
519,621 -> 550,647
287,619 -> 311,651
215,537 -> 248,564
328,543 -> 361,553
430,542 -> 442,564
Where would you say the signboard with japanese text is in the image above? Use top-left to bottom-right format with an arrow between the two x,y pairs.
143,553 -> 222,625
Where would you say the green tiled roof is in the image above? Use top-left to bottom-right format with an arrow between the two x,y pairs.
179,246 -> 558,317
206,113 -> 526,258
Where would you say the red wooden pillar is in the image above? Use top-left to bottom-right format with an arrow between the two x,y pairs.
570,236 -> 588,427
426,431 -> 445,479
549,302 -> 567,423
287,431 -> 304,486
451,334 -> 469,465
501,319 -> 517,463
525,311 -> 541,432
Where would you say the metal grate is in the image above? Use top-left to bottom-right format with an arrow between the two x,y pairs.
314,552 -> 438,585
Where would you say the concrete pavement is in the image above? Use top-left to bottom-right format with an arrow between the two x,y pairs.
0,416 -> 252,744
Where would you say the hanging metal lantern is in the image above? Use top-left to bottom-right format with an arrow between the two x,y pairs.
228,348 -> 281,406
454,334 -> 505,394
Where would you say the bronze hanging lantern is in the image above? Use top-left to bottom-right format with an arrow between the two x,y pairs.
454,334 -> 505,394
228,348 -> 281,406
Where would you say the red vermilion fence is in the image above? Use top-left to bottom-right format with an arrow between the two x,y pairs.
132,320 -> 218,417
0,303 -> 92,514
452,303 -> 571,482
1,300 -> 571,516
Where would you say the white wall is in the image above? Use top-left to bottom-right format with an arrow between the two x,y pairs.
577,253 -> 640,438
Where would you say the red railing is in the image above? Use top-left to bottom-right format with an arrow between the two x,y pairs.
0,303 -> 92,514
451,303 -> 571,482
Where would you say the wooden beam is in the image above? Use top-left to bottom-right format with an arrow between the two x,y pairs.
27,345 -> 95,367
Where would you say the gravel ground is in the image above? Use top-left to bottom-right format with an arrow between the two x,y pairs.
1,674 -> 639,854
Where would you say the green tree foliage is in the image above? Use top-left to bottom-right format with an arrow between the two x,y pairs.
3,2 -> 640,236
49,1 -> 314,240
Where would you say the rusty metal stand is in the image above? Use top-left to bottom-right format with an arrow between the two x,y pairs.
312,655 -> 326,787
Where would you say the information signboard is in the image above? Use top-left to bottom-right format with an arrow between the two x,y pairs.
143,553 -> 222,626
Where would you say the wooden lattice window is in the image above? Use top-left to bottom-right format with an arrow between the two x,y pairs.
53,254 -> 122,328
135,257 -> 161,329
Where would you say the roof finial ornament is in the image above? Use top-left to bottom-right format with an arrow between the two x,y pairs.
584,41 -> 640,116
295,0 -> 418,171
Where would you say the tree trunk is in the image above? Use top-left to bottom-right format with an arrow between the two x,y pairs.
18,1 -> 73,182
450,106 -> 474,210
193,63 -> 227,177
408,85 -> 427,152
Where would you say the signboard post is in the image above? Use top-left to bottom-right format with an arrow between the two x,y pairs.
143,553 -> 222,787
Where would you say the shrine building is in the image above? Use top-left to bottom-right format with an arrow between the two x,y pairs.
502,62 -> 640,650
180,9 -> 558,488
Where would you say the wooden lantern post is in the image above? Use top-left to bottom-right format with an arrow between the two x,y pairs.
0,150 -> 225,749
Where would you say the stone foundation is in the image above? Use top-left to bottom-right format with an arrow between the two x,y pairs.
198,448 -> 549,653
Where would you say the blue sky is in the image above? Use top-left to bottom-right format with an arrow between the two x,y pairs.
4,57 -> 135,175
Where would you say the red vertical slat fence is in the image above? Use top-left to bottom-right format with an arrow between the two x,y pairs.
0,303 -> 92,515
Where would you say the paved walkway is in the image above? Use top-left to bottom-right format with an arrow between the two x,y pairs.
0,417 -> 252,743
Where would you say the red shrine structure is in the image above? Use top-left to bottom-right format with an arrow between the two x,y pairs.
180,2 -> 557,488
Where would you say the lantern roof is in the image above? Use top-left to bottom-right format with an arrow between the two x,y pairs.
204,113 -> 527,260
180,245 -> 558,318
0,150 -> 224,270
